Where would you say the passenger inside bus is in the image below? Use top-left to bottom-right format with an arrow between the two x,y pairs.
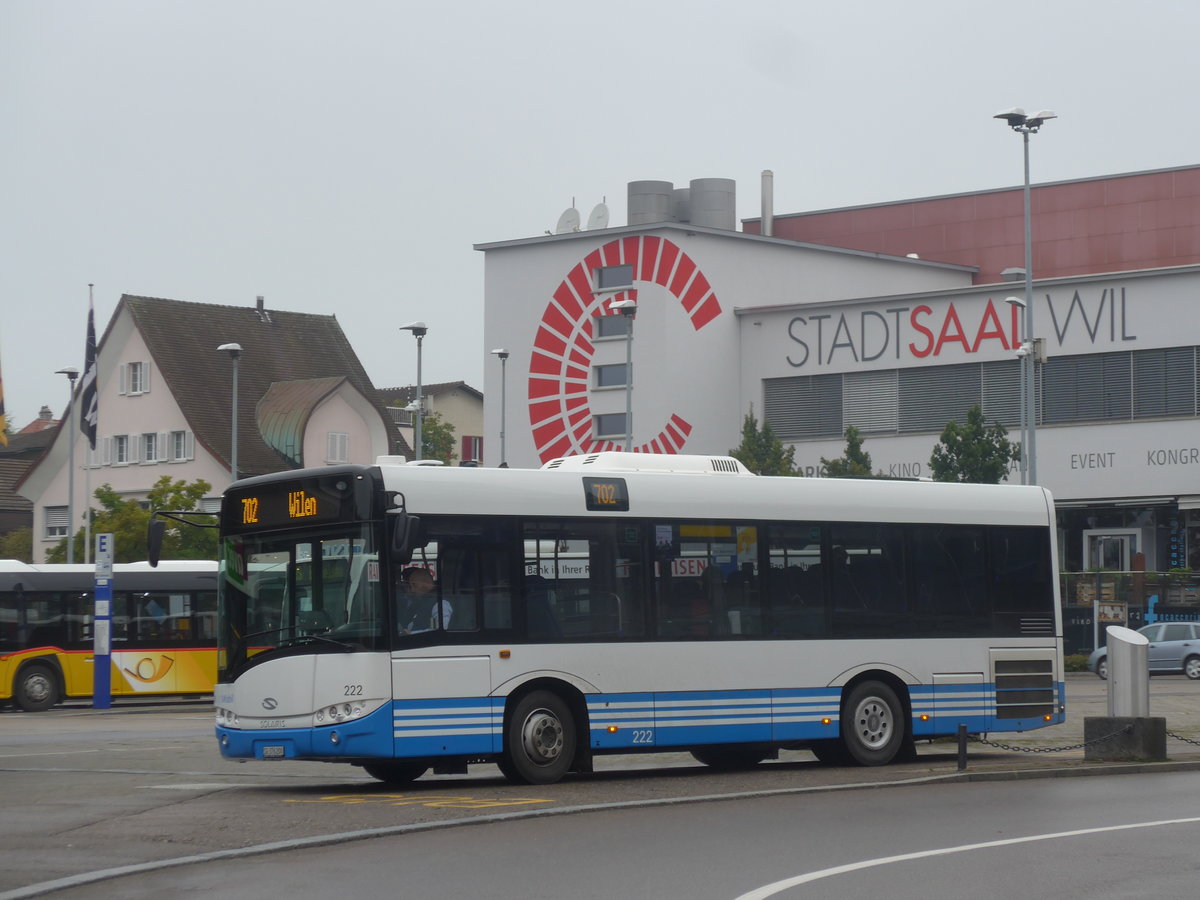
398,566 -> 452,633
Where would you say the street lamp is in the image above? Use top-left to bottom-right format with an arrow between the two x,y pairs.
1004,297 -> 1028,485
399,322 -> 428,460
995,106 -> 1056,484
610,298 -> 637,452
490,349 -> 509,467
216,344 -> 242,481
55,367 -> 80,563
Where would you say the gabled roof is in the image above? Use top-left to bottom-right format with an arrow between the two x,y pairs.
256,376 -> 349,467
0,425 -> 58,460
377,381 -> 484,406
0,459 -> 34,512
121,295 -> 407,475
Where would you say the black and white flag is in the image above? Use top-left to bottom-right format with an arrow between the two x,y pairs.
80,300 -> 98,450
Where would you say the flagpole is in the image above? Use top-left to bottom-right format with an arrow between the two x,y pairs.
83,284 -> 96,564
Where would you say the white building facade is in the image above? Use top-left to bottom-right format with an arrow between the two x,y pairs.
478,201 -> 1200,582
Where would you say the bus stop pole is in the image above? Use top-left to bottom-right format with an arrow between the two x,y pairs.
92,533 -> 114,710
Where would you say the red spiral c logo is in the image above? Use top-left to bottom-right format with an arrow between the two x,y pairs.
527,236 -> 723,463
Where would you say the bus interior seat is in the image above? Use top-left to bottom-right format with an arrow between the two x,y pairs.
589,592 -> 622,634
297,610 -> 333,633
525,576 -> 561,639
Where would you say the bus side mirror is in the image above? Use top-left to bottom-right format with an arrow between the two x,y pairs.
392,514 -> 422,561
147,518 -> 166,567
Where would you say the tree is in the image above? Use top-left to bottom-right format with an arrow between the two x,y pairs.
0,526 -> 32,562
419,410 -> 458,464
820,426 -> 875,478
729,407 -> 798,476
929,404 -> 1020,484
47,476 -> 218,563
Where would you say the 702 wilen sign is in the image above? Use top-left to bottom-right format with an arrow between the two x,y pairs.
786,287 -> 1136,369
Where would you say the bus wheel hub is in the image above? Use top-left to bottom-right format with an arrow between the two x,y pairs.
522,710 -> 564,762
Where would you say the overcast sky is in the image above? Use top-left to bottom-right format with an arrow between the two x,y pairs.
4,0 -> 1197,429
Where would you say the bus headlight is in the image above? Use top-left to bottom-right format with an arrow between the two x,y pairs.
314,703 -> 367,726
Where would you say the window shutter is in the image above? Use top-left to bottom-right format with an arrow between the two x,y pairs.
185,431 -> 195,460
158,432 -> 169,462
1134,347 -> 1194,418
981,360 -> 1021,428
898,364 -> 981,433
763,374 -> 843,439
118,364 -> 127,395
128,435 -> 141,464
143,362 -> 151,393
843,370 -> 898,433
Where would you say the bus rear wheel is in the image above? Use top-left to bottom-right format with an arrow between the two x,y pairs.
841,681 -> 904,766
503,690 -> 576,785
361,761 -> 428,785
15,663 -> 59,712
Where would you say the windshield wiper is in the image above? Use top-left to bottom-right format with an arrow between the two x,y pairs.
277,632 -> 354,650
240,625 -> 354,650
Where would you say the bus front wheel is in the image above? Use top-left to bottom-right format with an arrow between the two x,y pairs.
503,690 -> 576,785
15,663 -> 60,712
841,681 -> 904,766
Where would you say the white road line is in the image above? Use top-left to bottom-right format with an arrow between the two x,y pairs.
734,815 -> 1200,899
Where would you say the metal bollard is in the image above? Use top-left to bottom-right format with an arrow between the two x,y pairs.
1106,625 -> 1150,718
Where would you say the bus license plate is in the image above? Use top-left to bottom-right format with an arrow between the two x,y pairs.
262,746 -> 286,759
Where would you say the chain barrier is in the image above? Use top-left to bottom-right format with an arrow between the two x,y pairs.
1166,730 -> 1200,748
966,724 -> 1132,755
967,728 -> 1200,753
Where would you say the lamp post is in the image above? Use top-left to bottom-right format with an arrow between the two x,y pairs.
55,367 -> 80,563
490,348 -> 509,467
399,322 -> 428,460
995,107 -> 1055,484
217,344 -> 242,481
1004,297 -> 1028,485
610,298 -> 637,451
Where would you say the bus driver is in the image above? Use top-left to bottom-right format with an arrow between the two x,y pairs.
398,567 -> 452,634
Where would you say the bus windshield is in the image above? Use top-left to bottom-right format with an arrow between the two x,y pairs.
219,524 -> 387,678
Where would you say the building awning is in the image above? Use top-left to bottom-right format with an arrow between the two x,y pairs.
1178,496 -> 1200,511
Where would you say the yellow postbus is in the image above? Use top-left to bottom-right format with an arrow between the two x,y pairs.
0,559 -> 218,711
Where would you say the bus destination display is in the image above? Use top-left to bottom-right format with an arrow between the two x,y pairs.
223,475 -> 369,533
582,476 -> 629,512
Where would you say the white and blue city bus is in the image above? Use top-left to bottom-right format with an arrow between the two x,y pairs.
209,452 -> 1064,785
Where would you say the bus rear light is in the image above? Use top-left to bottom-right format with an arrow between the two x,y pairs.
607,725 -> 619,733
920,714 -> 930,722
821,717 -> 832,726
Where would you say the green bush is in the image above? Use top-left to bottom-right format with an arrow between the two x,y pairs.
1064,654 -> 1091,672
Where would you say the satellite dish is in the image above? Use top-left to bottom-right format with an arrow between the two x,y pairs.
587,202 -> 610,230
554,207 -> 581,234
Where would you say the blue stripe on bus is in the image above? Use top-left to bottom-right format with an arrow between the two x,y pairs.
586,683 -> 1063,749
218,680 -> 1064,762
391,697 -> 505,757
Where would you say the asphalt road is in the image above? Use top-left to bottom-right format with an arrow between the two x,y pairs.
2,674 -> 1199,898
